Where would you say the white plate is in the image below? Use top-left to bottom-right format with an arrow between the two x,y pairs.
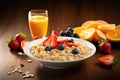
23,37 -> 96,69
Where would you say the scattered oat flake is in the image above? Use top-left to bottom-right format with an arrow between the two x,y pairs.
27,60 -> 32,63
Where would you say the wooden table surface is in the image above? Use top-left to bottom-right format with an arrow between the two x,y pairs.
0,0 -> 120,80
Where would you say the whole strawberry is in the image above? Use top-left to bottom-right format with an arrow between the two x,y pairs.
98,40 -> 112,54
14,32 -> 26,44
8,39 -> 20,50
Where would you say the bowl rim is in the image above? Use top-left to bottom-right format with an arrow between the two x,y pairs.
23,37 -> 96,63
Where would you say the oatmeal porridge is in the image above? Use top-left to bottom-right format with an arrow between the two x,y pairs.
30,38 -> 91,61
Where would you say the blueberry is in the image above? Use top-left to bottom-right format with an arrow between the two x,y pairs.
73,33 -> 79,38
45,45 -> 51,51
69,39 -> 74,43
67,27 -> 73,33
72,48 -> 79,54
60,31 -> 66,36
57,44 -> 64,50
66,30 -> 72,37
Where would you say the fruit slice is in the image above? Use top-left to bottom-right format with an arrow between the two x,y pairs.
98,24 -> 116,34
86,21 -> 100,29
93,29 -> 107,42
81,20 -> 95,28
52,30 -> 60,36
42,34 -> 58,48
73,27 -> 87,34
95,20 -> 108,25
57,38 -> 68,44
106,29 -> 120,41
79,28 -> 95,41
65,42 -> 78,47
98,54 -> 114,66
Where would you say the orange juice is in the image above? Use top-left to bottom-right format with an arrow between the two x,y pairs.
29,16 -> 48,38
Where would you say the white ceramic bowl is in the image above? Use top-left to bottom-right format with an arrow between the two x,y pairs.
23,37 -> 96,69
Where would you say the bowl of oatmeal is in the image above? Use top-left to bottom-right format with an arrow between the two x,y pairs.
23,37 -> 96,69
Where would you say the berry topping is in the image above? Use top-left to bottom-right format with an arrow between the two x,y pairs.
68,39 -> 74,43
57,44 -> 64,50
60,31 -> 66,36
73,33 -> 79,38
52,30 -> 60,36
66,30 -> 72,37
42,34 -> 57,49
45,45 -> 51,51
57,38 -> 68,44
67,27 -> 73,33
72,48 -> 79,54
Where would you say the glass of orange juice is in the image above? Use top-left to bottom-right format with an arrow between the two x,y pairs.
28,9 -> 48,38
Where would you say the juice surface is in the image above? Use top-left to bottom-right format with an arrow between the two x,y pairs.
29,16 -> 48,38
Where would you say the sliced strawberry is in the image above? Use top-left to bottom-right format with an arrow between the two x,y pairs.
50,34 -> 58,48
42,34 -> 57,48
42,36 -> 52,46
57,38 -> 68,44
65,42 -> 78,47
52,30 -> 60,36
98,54 -> 114,66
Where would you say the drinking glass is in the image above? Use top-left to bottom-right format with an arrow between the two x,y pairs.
28,9 -> 48,38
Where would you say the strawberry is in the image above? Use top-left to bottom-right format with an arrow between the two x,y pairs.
57,38 -> 68,44
8,39 -> 20,50
98,40 -> 111,54
21,40 -> 29,50
33,36 -> 40,40
65,42 -> 78,47
42,34 -> 57,48
98,54 -> 115,66
52,30 -> 60,36
14,32 -> 26,44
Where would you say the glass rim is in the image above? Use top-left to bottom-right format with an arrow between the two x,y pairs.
29,9 -> 48,13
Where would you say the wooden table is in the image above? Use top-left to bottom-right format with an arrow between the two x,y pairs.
0,0 -> 120,80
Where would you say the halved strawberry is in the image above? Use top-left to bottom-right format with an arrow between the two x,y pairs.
57,38 -> 68,44
52,30 -> 60,36
42,34 -> 57,48
98,54 -> 114,66
65,42 -> 78,47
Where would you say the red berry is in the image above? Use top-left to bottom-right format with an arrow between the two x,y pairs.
33,36 -> 40,40
98,54 -> 114,66
15,34 -> 25,44
42,34 -> 58,49
8,39 -> 20,50
99,41 -> 111,54
52,30 -> 60,36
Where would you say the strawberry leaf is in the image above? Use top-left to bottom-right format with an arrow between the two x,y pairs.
98,39 -> 108,45
7,37 -> 14,44
19,32 -> 26,37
